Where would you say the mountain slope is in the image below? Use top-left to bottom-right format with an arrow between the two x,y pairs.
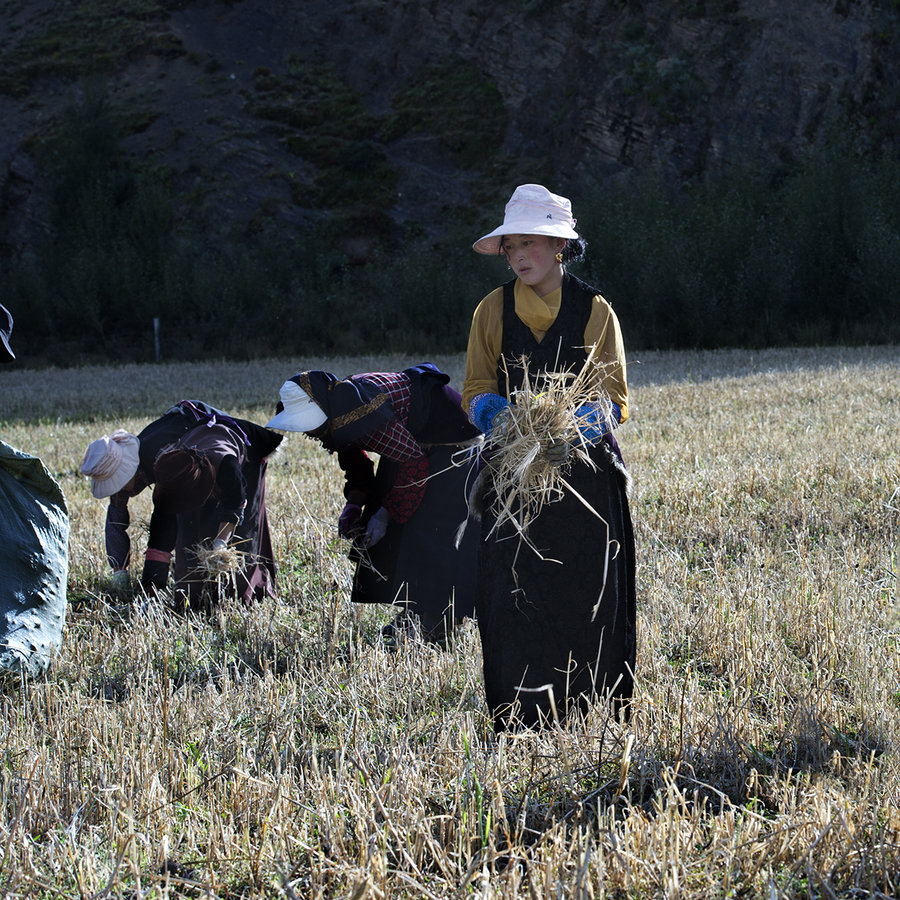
0,0 -> 896,271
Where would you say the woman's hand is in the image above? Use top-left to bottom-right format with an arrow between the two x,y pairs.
489,405 -> 512,439
338,502 -> 363,537
141,549 -> 172,589
109,569 -> 130,592
470,393 -> 509,436
543,438 -> 570,466
213,522 -> 235,550
362,507 -> 390,548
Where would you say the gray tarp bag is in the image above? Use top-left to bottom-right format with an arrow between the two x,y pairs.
0,440 -> 69,676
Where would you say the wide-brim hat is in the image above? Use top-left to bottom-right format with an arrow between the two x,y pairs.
266,380 -> 328,432
473,183 -> 579,255
0,304 -> 14,363
81,430 -> 141,498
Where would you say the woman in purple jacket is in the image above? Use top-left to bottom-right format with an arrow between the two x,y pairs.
82,403 -> 281,611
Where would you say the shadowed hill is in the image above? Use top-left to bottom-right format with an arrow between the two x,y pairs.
1,0 -> 898,360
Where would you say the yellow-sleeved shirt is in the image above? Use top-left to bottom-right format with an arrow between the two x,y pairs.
462,279 -> 629,421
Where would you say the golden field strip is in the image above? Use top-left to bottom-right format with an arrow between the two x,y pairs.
0,345 -> 897,898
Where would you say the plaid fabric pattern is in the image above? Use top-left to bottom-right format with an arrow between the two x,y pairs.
353,373 -> 421,461
351,372 -> 428,523
382,455 -> 429,523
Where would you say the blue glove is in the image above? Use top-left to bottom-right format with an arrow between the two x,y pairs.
575,402 -> 621,445
470,393 -> 509,436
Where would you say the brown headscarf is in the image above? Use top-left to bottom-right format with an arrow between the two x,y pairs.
152,448 -> 216,514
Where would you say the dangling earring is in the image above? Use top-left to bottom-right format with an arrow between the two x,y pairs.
555,251 -> 563,263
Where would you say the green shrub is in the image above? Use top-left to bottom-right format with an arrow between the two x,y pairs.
574,136 -> 900,349
0,0 -> 182,97
383,56 -> 506,169
3,91 -> 898,365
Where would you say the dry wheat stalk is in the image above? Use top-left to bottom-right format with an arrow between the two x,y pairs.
193,542 -> 245,577
483,353 -> 617,549
4,351 -> 898,897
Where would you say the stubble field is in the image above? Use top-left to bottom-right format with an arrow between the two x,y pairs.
0,345 -> 898,898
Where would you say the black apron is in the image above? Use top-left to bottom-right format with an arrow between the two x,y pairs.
352,444 -> 478,635
349,374 -> 481,637
477,274 -> 637,730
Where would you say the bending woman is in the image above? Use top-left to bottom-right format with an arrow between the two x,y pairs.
267,363 -> 481,646
462,184 -> 636,730
82,402 -> 281,608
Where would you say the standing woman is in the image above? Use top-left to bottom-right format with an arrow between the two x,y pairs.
462,184 -> 636,731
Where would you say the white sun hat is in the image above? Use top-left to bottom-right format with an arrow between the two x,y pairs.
266,380 -> 328,432
80,429 -> 141,498
473,183 -> 580,255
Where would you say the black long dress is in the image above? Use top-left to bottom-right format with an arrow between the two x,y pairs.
476,274 -> 637,730
303,364 -> 481,640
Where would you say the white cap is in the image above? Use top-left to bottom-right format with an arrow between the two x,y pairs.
265,380 -> 328,432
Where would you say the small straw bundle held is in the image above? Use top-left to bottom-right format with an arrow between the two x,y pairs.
194,542 -> 245,578
484,354 -> 617,553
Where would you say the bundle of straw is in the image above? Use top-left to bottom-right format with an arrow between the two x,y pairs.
194,542 -> 245,578
483,353 -> 617,549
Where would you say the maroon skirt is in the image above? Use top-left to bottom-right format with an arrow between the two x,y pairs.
173,457 -> 277,611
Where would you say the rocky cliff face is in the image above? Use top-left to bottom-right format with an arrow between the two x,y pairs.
0,0 -> 896,259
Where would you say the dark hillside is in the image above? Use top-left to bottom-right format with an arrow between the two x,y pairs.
1,0 -> 898,359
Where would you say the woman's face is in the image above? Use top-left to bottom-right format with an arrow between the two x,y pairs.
501,234 -> 566,297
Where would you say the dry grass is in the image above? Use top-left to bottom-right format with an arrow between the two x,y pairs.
481,355 -> 616,548
0,346 -> 898,898
193,544 -> 245,579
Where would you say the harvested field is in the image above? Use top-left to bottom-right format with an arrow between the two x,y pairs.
0,345 -> 897,898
